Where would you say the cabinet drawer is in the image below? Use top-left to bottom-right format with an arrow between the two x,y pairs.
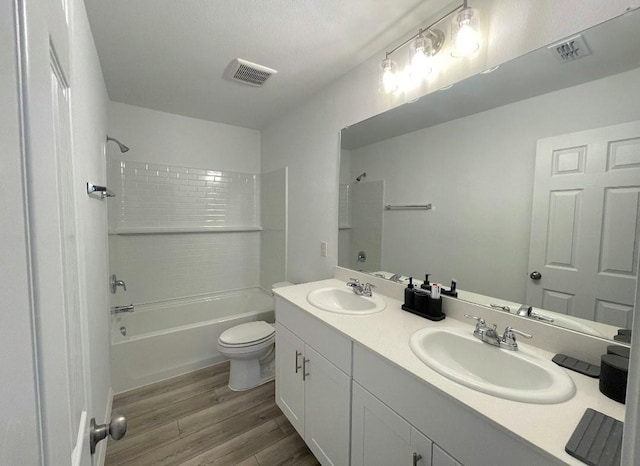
276,296 -> 352,374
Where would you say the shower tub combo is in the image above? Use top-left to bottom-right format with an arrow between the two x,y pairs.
110,287 -> 274,393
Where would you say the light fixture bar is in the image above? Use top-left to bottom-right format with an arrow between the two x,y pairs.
384,1 -> 466,59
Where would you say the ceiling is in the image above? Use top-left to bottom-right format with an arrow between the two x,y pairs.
84,0 -> 452,130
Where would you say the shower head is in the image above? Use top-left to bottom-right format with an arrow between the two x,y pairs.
355,172 -> 366,182
106,136 -> 130,153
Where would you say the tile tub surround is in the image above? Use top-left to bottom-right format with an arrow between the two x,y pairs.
274,276 -> 625,466
110,160 -> 259,232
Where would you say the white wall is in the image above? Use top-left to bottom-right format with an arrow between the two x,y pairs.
261,0 -> 640,285
348,67 -> 640,302
69,0 -> 113,459
108,101 -> 260,172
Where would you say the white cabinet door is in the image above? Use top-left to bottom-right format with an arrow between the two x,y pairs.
275,323 -> 305,436
304,345 -> 351,466
432,444 -> 462,466
352,382 -> 432,466
411,428 -> 433,466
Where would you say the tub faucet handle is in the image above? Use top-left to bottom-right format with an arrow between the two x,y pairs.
110,274 -> 127,293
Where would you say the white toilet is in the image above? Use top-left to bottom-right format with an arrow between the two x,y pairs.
217,321 -> 276,391
217,281 -> 293,391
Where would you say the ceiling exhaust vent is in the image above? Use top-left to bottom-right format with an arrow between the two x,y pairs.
224,58 -> 277,87
548,35 -> 591,63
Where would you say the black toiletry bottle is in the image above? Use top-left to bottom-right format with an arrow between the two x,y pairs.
420,274 -> 431,291
404,277 -> 416,309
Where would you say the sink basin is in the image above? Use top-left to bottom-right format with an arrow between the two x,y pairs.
306,287 -> 386,315
409,327 -> 575,404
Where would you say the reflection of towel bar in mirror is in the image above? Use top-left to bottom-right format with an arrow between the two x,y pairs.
87,182 -> 115,199
384,204 -> 432,211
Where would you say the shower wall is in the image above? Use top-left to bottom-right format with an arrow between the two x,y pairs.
108,159 -> 261,305
260,167 -> 288,289
107,103 -> 266,307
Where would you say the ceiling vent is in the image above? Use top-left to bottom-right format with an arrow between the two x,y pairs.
548,35 -> 591,63
225,58 -> 277,87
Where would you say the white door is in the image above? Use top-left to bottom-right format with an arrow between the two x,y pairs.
18,0 -> 92,464
527,121 -> 640,327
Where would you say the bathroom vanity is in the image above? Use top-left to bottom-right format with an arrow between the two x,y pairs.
274,271 -> 626,466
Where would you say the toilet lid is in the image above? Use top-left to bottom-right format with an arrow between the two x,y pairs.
219,321 -> 275,346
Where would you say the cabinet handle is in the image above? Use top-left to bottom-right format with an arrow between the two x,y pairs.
295,350 -> 302,373
412,452 -> 422,466
302,357 -> 310,381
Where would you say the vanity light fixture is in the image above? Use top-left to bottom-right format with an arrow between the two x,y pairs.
380,56 -> 399,93
379,0 -> 480,94
410,29 -> 444,79
451,1 -> 480,57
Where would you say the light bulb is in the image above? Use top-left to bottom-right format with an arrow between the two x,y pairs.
380,57 -> 398,93
410,34 -> 433,79
451,8 -> 479,57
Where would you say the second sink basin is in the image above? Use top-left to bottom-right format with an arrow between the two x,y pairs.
307,287 -> 386,315
409,327 -> 575,404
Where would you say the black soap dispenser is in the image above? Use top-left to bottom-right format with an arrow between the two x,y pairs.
404,277 -> 416,309
420,274 -> 431,291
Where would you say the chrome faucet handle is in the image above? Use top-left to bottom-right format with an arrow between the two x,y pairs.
347,278 -> 360,286
110,274 -> 127,293
362,282 -> 375,296
490,304 -> 511,312
501,326 -> 533,350
464,314 -> 486,326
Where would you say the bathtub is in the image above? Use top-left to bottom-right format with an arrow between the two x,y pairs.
110,287 -> 275,393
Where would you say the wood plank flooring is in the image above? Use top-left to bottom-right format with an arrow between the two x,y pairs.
106,362 -> 319,466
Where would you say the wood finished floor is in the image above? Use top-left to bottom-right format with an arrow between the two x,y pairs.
106,362 -> 320,466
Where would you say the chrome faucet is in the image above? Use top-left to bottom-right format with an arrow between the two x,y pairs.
465,315 -> 533,351
346,278 -> 375,297
465,315 -> 501,346
517,304 -> 554,323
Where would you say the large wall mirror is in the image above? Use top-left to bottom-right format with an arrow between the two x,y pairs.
339,11 -> 640,342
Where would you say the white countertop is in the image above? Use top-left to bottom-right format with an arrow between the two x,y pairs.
274,278 -> 626,466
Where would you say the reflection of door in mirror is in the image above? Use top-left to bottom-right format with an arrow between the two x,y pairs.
527,121 -> 640,328
338,180 -> 384,272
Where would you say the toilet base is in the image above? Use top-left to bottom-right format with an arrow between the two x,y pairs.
227,347 -> 275,391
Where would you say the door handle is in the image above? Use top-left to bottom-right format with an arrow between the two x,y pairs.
302,357 -> 310,381
295,350 -> 302,373
90,414 -> 127,454
529,271 -> 542,280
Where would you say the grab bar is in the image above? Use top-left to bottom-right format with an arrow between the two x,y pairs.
384,203 -> 432,211
111,304 -> 134,314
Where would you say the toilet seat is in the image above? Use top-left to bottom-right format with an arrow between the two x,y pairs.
218,321 -> 275,348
